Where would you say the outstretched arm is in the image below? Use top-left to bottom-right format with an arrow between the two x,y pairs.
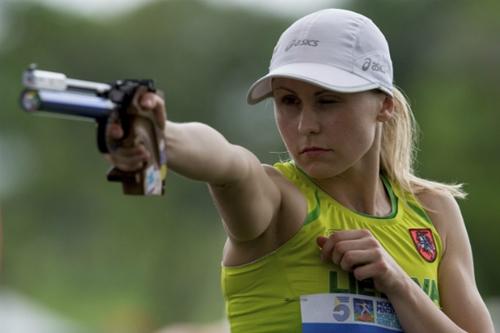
107,92 -> 283,242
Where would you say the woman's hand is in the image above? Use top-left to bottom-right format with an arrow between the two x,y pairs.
104,92 -> 166,171
317,229 -> 409,296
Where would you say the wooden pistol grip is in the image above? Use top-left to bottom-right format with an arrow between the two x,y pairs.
106,86 -> 166,195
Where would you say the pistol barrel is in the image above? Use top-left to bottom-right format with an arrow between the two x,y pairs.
21,89 -> 116,119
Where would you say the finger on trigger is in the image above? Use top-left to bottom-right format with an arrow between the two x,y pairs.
107,123 -> 123,139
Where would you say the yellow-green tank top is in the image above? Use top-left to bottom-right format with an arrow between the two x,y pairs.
221,161 -> 442,333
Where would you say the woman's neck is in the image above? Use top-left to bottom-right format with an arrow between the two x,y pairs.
317,169 -> 391,217
313,126 -> 392,217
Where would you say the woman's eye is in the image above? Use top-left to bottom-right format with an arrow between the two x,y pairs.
318,99 -> 339,104
281,95 -> 300,105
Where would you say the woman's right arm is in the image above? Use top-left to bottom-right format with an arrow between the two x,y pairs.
166,120 -> 285,242
107,92 -> 288,243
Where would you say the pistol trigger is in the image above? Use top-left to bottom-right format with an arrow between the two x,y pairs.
97,118 -> 109,153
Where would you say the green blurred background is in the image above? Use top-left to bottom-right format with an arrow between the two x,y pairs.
0,0 -> 499,332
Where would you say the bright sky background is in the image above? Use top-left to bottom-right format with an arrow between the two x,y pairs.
7,0 -> 347,18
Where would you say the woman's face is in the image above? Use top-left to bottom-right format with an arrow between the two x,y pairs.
272,78 -> 389,180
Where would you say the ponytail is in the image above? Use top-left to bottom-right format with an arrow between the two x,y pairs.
380,87 -> 467,199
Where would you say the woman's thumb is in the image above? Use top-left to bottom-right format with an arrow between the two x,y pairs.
316,236 -> 328,248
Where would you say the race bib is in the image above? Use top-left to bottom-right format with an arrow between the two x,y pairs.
300,293 -> 403,332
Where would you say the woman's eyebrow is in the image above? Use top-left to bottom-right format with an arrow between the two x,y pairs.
274,87 -> 296,94
274,87 -> 340,97
315,90 -> 338,96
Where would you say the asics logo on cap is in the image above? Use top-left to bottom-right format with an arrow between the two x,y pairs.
247,9 -> 395,104
362,57 -> 387,74
285,39 -> 320,52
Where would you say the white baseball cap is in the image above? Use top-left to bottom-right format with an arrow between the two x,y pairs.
247,9 -> 394,105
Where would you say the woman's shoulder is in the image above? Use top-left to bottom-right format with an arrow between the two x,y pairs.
262,162 -> 296,186
415,188 -> 464,251
262,163 -> 306,204
415,188 -> 460,215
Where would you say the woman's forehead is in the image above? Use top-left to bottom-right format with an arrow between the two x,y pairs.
272,78 -> 329,92
271,78 -> 350,96
270,78 -> 383,100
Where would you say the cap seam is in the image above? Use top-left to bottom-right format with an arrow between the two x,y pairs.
302,10 -> 323,40
349,16 -> 367,73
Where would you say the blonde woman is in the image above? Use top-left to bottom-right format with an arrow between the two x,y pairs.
107,9 -> 494,333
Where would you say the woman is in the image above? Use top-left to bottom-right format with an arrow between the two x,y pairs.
107,9 -> 494,333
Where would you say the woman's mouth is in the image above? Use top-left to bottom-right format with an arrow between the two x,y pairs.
300,147 -> 332,155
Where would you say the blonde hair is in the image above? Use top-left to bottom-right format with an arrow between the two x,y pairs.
380,87 -> 467,199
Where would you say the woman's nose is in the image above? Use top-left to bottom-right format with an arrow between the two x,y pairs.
298,107 -> 320,135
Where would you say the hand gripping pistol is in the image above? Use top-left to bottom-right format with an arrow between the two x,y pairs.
20,65 -> 168,195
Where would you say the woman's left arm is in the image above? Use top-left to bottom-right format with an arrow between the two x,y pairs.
317,190 -> 495,332
416,190 -> 495,333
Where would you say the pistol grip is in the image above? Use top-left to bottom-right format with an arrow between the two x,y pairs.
106,112 -> 166,195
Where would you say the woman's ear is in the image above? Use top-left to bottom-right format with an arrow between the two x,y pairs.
376,94 -> 395,122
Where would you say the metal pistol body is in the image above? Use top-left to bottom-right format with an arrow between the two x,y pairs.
20,65 -> 167,195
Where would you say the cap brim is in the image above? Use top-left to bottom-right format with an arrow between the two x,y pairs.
247,62 -> 390,105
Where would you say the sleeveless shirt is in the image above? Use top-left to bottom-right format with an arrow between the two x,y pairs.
221,161 -> 442,332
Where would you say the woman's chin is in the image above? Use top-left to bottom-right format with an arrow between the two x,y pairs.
297,162 -> 344,181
